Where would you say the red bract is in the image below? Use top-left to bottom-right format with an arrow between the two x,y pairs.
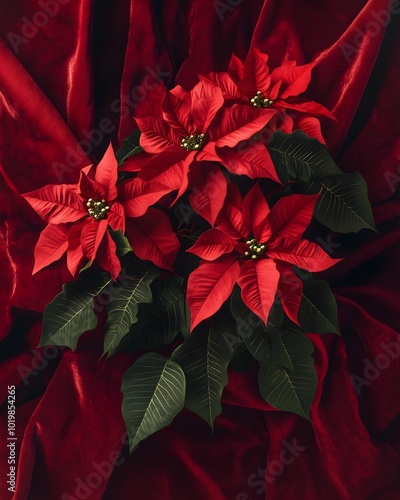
22,143 -> 125,280
186,184 -> 340,330
202,47 -> 335,144
125,208 -> 180,273
134,80 -> 276,200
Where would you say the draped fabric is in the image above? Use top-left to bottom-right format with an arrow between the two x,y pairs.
1,1 -> 400,498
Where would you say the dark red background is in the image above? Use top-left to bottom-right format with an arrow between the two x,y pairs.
1,0 -> 400,498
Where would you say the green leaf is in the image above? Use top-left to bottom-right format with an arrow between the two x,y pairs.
122,277 -> 187,351
121,353 -> 186,451
40,271 -> 112,350
266,327 -> 295,372
109,229 -> 133,258
230,286 -> 284,354
269,130 -> 342,183
103,267 -> 159,356
172,316 -> 236,428
242,326 -> 269,363
180,298 -> 191,339
311,171 -> 376,233
298,277 -> 340,334
241,324 -> 296,368
258,330 -> 317,419
116,129 -> 143,166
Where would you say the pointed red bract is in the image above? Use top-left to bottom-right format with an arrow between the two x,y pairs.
282,97 -> 336,120
267,238 -> 341,272
187,255 -> 240,331
211,105 -> 276,148
190,81 -> 224,132
126,208 -> 180,272
276,262 -> 303,325
137,145 -> 190,189
107,202 -> 125,233
81,218 -> 108,263
95,143 -> 118,201
270,61 -> 317,99
119,178 -> 172,218
67,221 -> 85,276
199,73 -> 242,101
266,194 -> 319,243
136,116 -> 182,153
187,229 -> 237,261
189,165 -> 227,226
228,53 -> 245,83
162,89 -> 193,135
216,184 -> 250,241
33,224 -> 69,274
293,115 -> 326,144
23,185 -> 86,224
218,141 -> 281,182
237,258 -> 280,324
242,183 -> 271,241
239,47 -> 271,96
97,231 -> 121,281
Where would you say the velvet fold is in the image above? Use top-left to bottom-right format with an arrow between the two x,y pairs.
0,1 -> 399,498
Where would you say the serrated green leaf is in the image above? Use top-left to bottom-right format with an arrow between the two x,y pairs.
122,277 -> 186,351
103,267 -> 159,356
312,171 -> 376,233
121,353 -> 185,451
298,277 -> 340,334
109,229 -> 133,258
40,271 -> 112,350
258,330 -> 317,419
172,316 -> 236,428
116,129 -> 143,165
269,130 -> 342,183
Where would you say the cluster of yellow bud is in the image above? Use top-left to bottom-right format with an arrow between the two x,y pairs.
181,133 -> 206,151
250,91 -> 274,108
245,238 -> 266,259
86,198 -> 110,221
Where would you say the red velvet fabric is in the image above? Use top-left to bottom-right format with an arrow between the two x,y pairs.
1,1 -> 400,498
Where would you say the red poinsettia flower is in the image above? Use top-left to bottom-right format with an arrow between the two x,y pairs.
134,79 -> 277,200
186,183 -> 340,331
22,143 -> 125,280
202,47 -> 335,144
23,144 -> 181,280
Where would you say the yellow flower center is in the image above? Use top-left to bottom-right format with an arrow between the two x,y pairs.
181,133 -> 206,151
86,198 -> 111,221
244,239 -> 266,259
250,91 -> 274,109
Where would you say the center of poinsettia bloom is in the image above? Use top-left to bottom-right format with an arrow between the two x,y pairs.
244,238 -> 266,259
181,133 -> 206,152
86,198 -> 111,221
250,91 -> 274,109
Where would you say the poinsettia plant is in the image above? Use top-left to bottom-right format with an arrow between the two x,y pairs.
22,48 -> 376,450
